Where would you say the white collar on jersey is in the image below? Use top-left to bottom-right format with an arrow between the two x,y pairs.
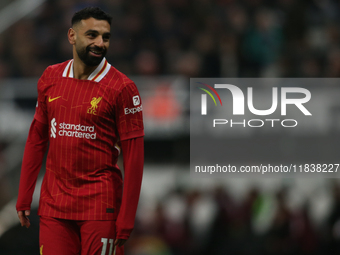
62,58 -> 111,82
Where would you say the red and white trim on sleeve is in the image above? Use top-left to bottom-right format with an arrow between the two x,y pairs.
62,58 -> 111,82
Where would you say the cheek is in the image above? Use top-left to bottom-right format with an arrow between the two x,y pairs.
75,40 -> 88,50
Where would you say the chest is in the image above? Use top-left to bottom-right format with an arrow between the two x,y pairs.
45,79 -> 114,123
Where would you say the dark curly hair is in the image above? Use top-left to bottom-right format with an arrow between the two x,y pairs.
72,7 -> 112,26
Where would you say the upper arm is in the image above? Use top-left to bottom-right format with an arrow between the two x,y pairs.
33,76 -> 48,125
115,82 -> 144,141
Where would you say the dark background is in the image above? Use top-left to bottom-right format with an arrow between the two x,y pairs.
1,0 -> 340,254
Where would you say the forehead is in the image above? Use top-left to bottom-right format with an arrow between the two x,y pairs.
76,17 -> 110,33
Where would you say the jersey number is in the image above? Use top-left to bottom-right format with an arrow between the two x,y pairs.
101,238 -> 115,255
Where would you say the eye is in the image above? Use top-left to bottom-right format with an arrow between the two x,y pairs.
103,36 -> 110,42
86,31 -> 98,39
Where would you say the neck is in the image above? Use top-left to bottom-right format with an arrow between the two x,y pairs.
72,53 -> 98,80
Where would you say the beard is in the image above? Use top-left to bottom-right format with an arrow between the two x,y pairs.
76,45 -> 107,66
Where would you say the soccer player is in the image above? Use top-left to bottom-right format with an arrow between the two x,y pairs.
16,7 -> 144,255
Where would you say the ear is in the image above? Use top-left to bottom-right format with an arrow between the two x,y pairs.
68,28 -> 76,45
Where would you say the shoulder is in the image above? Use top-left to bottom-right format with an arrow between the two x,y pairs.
40,60 -> 71,80
37,60 -> 71,91
106,67 -> 142,108
105,65 -> 137,93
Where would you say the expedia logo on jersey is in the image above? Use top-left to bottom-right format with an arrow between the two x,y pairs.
50,118 -> 96,139
125,95 -> 143,115
133,95 -> 140,106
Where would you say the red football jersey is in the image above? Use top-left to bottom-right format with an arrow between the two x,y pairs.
33,58 -> 144,220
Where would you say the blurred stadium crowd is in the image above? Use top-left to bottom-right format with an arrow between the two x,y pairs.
2,0 -> 340,254
128,181 -> 340,255
1,0 -> 340,79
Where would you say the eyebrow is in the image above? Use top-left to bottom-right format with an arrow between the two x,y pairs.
85,29 -> 111,37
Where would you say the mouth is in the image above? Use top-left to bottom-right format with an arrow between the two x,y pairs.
89,49 -> 103,57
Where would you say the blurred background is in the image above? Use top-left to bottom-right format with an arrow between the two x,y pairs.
1,0 -> 340,254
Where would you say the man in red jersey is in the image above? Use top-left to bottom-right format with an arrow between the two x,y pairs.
16,7 -> 144,255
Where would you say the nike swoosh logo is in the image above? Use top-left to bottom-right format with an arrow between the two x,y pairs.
48,96 -> 61,102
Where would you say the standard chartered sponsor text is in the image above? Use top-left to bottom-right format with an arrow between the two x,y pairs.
58,122 -> 96,139
195,164 -> 340,175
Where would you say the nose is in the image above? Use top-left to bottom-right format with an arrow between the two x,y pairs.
94,36 -> 104,47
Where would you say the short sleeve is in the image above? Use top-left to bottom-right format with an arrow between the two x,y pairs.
33,76 -> 48,124
115,82 -> 144,141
